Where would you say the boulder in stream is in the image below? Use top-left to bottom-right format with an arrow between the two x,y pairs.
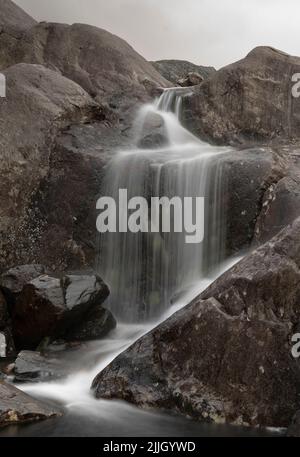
92,218 -> 300,428
0,381 -> 61,427
12,274 -> 110,349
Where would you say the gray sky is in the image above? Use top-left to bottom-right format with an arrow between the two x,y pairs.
15,0 -> 300,68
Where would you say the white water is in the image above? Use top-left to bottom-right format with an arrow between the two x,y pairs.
17,89 -> 239,431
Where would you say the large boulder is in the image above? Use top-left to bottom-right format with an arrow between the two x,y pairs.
0,381 -> 61,427
92,219 -> 300,428
0,0 -> 35,32
181,47 -> 300,145
14,350 -> 68,383
65,306 -> 116,342
0,63 -> 110,271
152,60 -> 216,85
0,21 -> 169,111
12,274 -> 110,349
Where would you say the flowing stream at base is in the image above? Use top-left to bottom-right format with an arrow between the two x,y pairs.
1,89 -> 282,437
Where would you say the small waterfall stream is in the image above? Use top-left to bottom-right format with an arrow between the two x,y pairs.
1,88 -> 258,437
97,88 -> 230,321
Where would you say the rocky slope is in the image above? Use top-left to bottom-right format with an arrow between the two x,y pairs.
152,59 -> 216,85
92,218 -> 300,428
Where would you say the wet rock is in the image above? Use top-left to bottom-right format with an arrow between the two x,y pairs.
14,350 -> 67,383
92,219 -> 300,428
178,72 -> 204,87
0,265 -> 48,304
12,274 -> 110,349
65,307 -> 116,342
152,60 -> 216,85
287,411 -> 300,437
0,381 -> 61,427
181,47 -> 300,145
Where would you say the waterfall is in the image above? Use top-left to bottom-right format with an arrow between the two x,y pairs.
97,88 -> 229,322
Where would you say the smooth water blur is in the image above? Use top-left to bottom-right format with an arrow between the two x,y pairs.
97,88 -> 232,322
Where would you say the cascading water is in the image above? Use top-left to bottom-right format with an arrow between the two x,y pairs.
1,88 -> 256,438
97,88 -> 229,322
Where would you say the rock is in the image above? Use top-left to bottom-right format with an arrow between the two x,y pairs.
0,21 -> 169,110
0,333 -> 6,358
181,47 -> 300,145
152,60 -> 216,85
14,350 -> 67,383
12,274 -> 110,349
178,72 -> 204,87
92,219 -> 300,428
0,291 -> 7,328
201,217 -> 300,322
254,175 -> 300,245
0,63 -> 109,271
0,0 -> 36,32
65,307 -> 116,342
0,264 -> 47,302
287,411 -> 300,436
220,147 -> 284,254
0,381 -> 61,427
137,111 -> 168,149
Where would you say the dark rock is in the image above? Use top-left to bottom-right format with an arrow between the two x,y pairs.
14,350 -> 67,383
65,307 -> 116,342
0,381 -> 61,427
254,175 -> 300,245
0,291 -> 7,328
181,47 -> 300,145
12,274 -> 109,349
220,148 -> 284,254
92,219 -> 300,428
201,217 -> 300,322
287,410 -> 300,436
178,72 -> 204,87
0,264 -> 47,303
152,60 -> 216,85
0,63 -> 107,271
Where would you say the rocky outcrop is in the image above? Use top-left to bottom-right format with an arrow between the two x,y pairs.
12,273 -> 110,349
0,381 -> 61,427
0,0 -> 36,31
92,218 -> 300,428
177,72 -> 204,87
0,21 -> 169,111
181,47 -> 300,145
152,60 -> 216,85
0,63 -> 111,271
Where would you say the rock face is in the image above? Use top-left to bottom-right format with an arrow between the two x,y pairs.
12,274 -> 110,349
152,60 -> 216,85
181,47 -> 300,145
0,0 -> 36,32
92,218 -> 300,428
0,21 -> 169,109
178,72 -> 204,87
0,381 -> 61,427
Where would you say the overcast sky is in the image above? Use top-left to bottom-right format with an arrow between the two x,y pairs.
15,0 -> 300,68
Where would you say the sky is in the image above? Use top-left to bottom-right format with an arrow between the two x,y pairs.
15,0 -> 300,69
